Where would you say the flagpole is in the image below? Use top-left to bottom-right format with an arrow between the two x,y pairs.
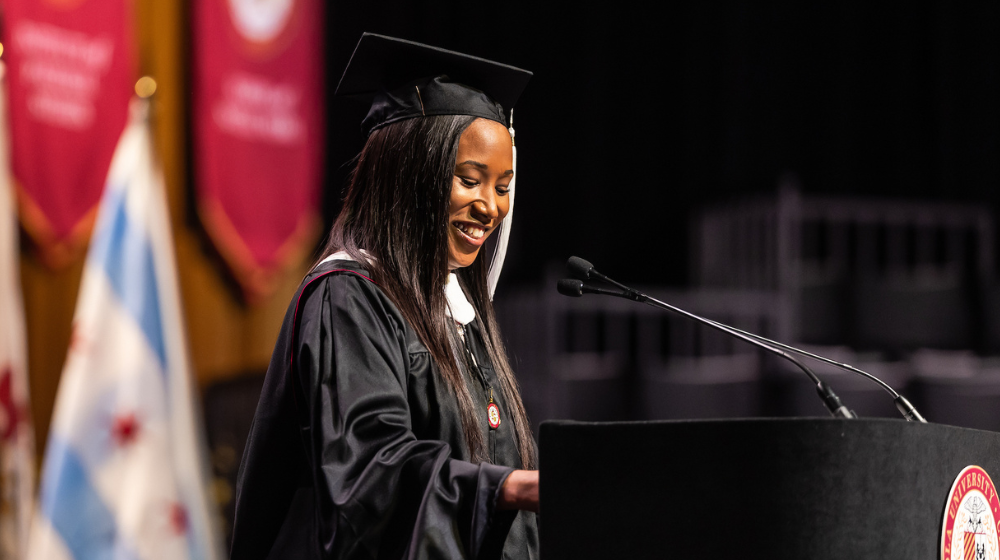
0,54 -> 36,560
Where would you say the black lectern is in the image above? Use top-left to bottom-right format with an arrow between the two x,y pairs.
539,418 -> 1000,559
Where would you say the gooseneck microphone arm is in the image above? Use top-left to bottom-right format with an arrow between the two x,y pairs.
561,256 -> 927,422
693,318 -> 925,422
557,278 -> 855,420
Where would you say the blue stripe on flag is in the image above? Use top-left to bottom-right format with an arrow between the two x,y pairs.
39,436 -> 140,560
90,188 -> 166,368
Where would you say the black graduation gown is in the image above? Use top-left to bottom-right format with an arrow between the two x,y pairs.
230,260 -> 539,560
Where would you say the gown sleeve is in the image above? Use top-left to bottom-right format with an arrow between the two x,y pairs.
293,272 -> 518,559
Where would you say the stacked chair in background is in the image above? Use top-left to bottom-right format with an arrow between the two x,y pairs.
496,184 -> 1000,429
494,280 -> 787,424
689,185 -> 998,426
632,290 -> 777,421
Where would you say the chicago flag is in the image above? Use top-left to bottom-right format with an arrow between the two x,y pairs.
27,99 -> 223,560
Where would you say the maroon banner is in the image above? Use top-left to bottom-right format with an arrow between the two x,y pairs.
2,0 -> 134,267
193,0 -> 323,301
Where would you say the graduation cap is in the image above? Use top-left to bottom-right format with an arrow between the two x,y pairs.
335,33 -> 532,136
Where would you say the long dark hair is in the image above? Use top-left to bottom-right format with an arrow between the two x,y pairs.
321,114 -> 535,469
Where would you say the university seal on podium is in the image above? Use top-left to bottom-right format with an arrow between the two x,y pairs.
942,466 -> 1000,560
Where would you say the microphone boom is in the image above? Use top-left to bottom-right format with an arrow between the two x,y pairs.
558,256 -> 927,423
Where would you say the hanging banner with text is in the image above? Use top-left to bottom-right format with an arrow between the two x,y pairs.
2,0 -> 134,266
193,0 -> 323,301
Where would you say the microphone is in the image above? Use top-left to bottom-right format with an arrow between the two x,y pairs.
567,256 -> 595,280
557,279 -> 628,298
558,256 -> 926,423
556,279 -> 583,296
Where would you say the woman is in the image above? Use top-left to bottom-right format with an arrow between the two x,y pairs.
230,34 -> 539,559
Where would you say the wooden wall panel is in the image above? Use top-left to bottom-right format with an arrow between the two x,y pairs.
20,254 -> 83,461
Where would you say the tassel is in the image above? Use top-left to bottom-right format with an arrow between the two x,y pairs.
487,110 -> 516,299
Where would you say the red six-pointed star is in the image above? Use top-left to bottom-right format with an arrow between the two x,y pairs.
168,502 -> 188,535
111,412 -> 140,447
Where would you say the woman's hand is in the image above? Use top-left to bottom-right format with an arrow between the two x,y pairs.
497,469 -> 539,512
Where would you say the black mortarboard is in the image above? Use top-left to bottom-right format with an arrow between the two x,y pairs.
335,33 -> 533,135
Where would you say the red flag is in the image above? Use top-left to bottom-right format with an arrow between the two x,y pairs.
192,0 -> 323,301
2,0 -> 135,266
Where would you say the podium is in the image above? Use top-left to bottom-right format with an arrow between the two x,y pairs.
539,418 -> 1000,559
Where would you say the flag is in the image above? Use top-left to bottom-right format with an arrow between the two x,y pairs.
27,99 -> 223,560
0,61 -> 36,560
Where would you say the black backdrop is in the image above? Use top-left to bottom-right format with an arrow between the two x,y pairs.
322,1 -> 1000,287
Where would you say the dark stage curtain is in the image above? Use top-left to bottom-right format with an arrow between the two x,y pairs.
323,1 -> 1000,287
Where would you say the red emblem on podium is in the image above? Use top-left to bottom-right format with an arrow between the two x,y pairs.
942,466 -> 1000,560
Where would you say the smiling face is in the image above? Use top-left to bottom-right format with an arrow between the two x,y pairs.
448,118 -> 513,270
